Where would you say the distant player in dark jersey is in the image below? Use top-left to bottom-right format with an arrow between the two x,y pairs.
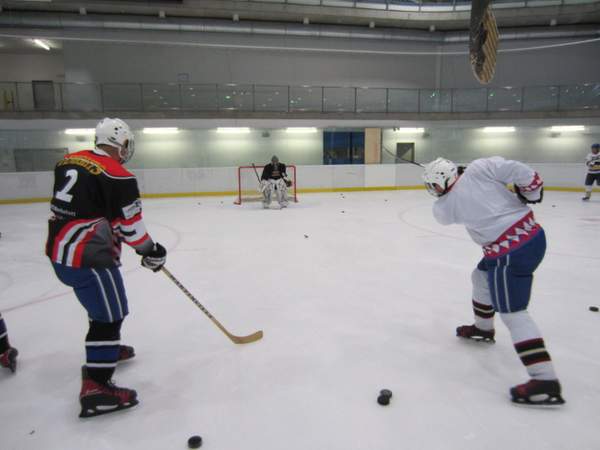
0,313 -> 18,373
46,118 -> 167,418
260,155 -> 291,208
582,143 -> 600,201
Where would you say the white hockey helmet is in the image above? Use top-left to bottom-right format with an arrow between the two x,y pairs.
422,157 -> 459,197
95,118 -> 135,163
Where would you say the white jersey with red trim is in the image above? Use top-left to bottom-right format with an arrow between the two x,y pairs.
432,157 -> 543,247
585,152 -> 600,174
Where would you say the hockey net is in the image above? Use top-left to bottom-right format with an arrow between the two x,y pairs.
234,165 -> 298,205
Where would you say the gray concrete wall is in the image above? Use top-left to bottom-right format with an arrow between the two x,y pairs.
58,34 -> 600,88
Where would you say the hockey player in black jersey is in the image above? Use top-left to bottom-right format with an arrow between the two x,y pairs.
46,118 -> 167,418
0,313 -> 18,373
260,155 -> 292,208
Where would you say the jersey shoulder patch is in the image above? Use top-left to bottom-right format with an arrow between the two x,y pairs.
62,150 -> 135,179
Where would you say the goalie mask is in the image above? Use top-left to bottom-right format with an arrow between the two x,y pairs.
422,157 -> 459,197
95,118 -> 135,164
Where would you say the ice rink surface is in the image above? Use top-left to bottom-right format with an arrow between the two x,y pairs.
1,190 -> 600,450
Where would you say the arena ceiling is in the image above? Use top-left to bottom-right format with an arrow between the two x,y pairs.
2,0 -> 600,30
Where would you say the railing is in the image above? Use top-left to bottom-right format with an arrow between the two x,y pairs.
1,81 -> 599,114
245,0 -> 600,11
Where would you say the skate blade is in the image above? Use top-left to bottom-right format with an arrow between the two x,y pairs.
79,399 -> 139,418
457,335 -> 495,344
510,396 -> 565,408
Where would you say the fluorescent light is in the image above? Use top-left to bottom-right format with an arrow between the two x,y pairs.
33,39 -> 50,51
550,125 -> 585,132
482,127 -> 516,133
143,127 -> 179,135
65,129 -> 95,136
286,127 -> 317,134
216,127 -> 250,134
393,127 -> 425,133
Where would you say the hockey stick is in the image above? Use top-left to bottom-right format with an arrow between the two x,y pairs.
251,163 -> 261,183
161,267 -> 263,345
382,145 -> 425,168
469,0 -> 499,84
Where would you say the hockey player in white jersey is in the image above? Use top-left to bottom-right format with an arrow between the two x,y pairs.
423,156 -> 564,406
260,155 -> 291,209
582,143 -> 600,201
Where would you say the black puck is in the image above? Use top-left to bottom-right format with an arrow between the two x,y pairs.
377,394 -> 390,406
304,234 -> 308,238
379,389 -> 392,399
589,306 -> 599,312
188,435 -> 202,448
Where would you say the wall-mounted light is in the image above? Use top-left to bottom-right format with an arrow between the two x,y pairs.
392,127 -> 425,134
216,127 -> 250,134
33,39 -> 51,51
143,127 -> 179,135
482,127 -> 516,133
286,127 -> 317,134
550,125 -> 585,132
65,129 -> 95,136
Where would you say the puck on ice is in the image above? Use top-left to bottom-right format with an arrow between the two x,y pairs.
188,435 -> 202,448
377,394 -> 390,406
589,306 -> 599,312
379,389 -> 393,399
304,234 -> 309,238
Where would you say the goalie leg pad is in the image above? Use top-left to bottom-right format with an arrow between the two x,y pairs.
275,178 -> 289,206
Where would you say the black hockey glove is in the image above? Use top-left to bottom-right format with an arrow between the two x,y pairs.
139,242 -> 167,272
514,185 -> 544,205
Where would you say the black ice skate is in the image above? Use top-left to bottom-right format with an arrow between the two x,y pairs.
510,379 -> 565,406
79,367 -> 138,418
118,345 -> 135,362
0,347 -> 18,373
456,324 -> 495,343
582,195 -> 590,201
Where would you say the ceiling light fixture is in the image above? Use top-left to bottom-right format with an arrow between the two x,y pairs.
550,125 -> 585,132
286,127 -> 318,134
143,127 -> 179,135
216,127 -> 250,134
482,127 -> 516,133
33,39 -> 50,51
65,129 -> 95,136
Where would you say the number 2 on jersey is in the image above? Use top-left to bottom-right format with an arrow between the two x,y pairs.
55,169 -> 78,202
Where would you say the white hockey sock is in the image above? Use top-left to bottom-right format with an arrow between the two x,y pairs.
500,311 -> 557,380
471,268 -> 495,331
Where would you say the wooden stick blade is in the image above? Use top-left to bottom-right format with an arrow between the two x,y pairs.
228,329 -> 264,344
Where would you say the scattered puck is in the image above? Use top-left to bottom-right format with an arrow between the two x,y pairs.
379,389 -> 392,399
589,306 -> 599,312
188,435 -> 202,449
377,394 -> 390,406
552,205 -> 556,208
304,234 -> 308,238
341,210 -> 345,213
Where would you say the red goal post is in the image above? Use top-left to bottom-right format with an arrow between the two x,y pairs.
234,165 -> 298,205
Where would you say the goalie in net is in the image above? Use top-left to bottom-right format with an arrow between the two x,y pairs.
234,156 -> 298,209
260,155 -> 292,208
